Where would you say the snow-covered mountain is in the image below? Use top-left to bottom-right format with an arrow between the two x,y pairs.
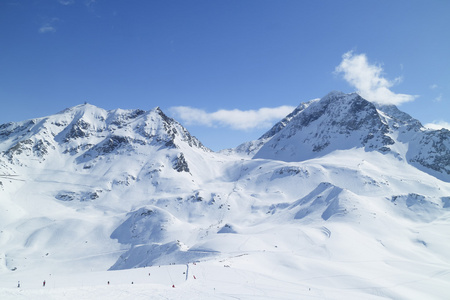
236,91 -> 450,181
1,93 -> 449,299
0,103 -> 209,167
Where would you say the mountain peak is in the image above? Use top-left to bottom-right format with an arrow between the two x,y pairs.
58,102 -> 105,116
251,92 -> 392,161
323,90 -> 355,99
235,91 -> 449,180
0,104 -> 210,168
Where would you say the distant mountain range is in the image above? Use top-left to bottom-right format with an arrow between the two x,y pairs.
1,91 -> 449,299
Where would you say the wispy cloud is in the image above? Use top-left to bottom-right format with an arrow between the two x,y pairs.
430,84 -> 438,90
85,0 -> 97,11
39,18 -> 59,34
169,106 -> 295,130
335,51 -> 418,105
39,24 -> 56,33
425,121 -> 450,131
58,0 -> 74,5
434,93 -> 443,102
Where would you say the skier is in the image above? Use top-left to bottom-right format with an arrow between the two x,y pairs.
43,280 -> 46,287
17,281 -> 20,288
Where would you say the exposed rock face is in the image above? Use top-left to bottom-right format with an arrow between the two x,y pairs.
173,153 -> 190,173
408,129 -> 450,175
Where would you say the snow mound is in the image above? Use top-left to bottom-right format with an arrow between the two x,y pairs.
217,223 -> 238,234
390,193 -> 444,222
284,182 -> 352,221
109,240 -> 217,270
111,206 -> 183,245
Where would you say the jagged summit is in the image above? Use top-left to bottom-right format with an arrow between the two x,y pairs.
255,91 -> 393,159
231,91 -> 450,181
0,104 -> 210,166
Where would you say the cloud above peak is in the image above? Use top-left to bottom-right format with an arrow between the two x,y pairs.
169,106 -> 295,131
425,121 -> 450,131
335,51 -> 418,105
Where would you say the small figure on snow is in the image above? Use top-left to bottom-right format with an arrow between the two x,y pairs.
17,281 -> 20,288
107,281 -> 110,285
43,280 -> 46,287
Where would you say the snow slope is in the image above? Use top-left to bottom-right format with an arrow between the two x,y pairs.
1,94 -> 450,299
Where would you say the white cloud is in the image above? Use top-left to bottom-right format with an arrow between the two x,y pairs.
169,106 -> 295,130
335,51 -> 418,105
425,121 -> 450,131
39,25 -> 56,33
430,84 -> 438,89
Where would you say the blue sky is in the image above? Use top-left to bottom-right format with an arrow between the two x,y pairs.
1,0 -> 449,150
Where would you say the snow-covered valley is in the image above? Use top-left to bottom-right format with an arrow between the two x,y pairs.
1,92 -> 449,299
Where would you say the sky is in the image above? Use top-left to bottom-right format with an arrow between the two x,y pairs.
1,0 -> 449,151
